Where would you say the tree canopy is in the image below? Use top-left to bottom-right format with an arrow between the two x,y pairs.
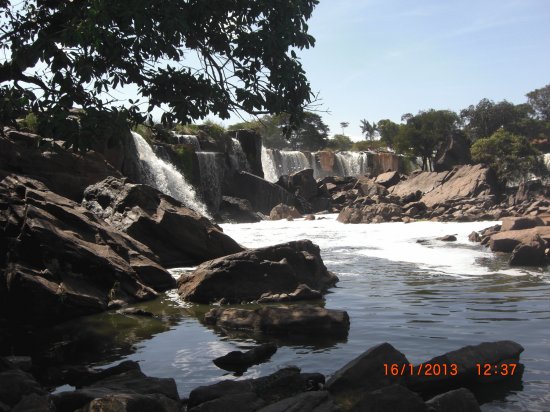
471,129 -> 546,185
0,0 -> 318,147
393,109 -> 459,170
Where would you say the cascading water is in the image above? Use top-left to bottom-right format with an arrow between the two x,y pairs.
334,152 -> 370,177
229,138 -> 251,172
131,131 -> 210,217
196,152 -> 224,212
173,133 -> 200,151
261,147 -> 279,182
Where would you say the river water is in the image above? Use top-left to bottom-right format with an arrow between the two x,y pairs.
24,216 -> 550,411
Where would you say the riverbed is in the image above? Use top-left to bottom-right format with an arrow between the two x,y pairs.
27,216 -> 550,411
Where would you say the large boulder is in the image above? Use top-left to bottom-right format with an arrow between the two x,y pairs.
232,129 -> 264,178
0,175 -> 175,325
83,177 -> 243,267
326,343 -> 409,399
204,305 -> 350,339
0,129 -> 122,201
406,341 -> 524,394
489,226 -> 550,253
225,171 -> 297,215
276,169 -> 318,201
269,203 -> 302,220
177,240 -> 338,304
218,196 -> 262,223
374,171 -> 401,188
425,388 -> 481,412
188,366 -> 326,411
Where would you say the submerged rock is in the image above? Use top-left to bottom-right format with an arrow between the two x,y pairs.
0,175 -> 175,325
178,240 -> 338,304
213,343 -> 277,373
204,305 -> 350,339
83,176 -> 243,267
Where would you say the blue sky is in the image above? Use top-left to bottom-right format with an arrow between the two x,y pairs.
226,0 -> 550,141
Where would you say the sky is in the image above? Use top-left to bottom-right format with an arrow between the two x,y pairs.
223,0 -> 550,141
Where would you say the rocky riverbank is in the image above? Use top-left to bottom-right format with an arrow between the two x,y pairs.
0,339 -> 524,411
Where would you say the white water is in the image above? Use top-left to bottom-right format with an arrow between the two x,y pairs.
229,138 -> 251,172
221,215 -> 531,279
196,152 -> 223,212
173,133 -> 200,151
262,148 -> 373,180
131,131 -> 210,217
261,146 -> 279,182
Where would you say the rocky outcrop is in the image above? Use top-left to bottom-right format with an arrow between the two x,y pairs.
232,129 -> 264,178
177,240 -> 338,304
277,169 -> 318,201
269,203 -> 302,220
218,196 -> 263,223
0,175 -> 175,325
83,177 -> 243,267
54,361 -> 181,412
338,203 -> 403,224
188,366 -> 328,412
0,128 -> 122,201
374,171 -> 400,188
204,305 -> 350,339
226,171 -> 298,215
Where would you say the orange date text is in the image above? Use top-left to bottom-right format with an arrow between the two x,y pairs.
383,363 -> 459,376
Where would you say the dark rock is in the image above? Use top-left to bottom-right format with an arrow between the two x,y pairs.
188,366 -> 325,410
326,343 -> 409,398
277,169 -> 318,201
304,214 -> 316,221
338,204 -> 403,224
117,307 -> 155,317
406,341 -> 524,394
178,240 -> 338,304
189,392 -> 265,412
66,361 -> 141,388
257,284 -> 323,303
226,171 -> 297,215
425,388 -> 481,412
11,394 -> 55,412
77,393 -> 181,412
0,368 -> 47,407
0,175 -> 174,325
374,171 -> 401,188
233,129 -> 264,178
256,391 -> 340,412
468,231 -> 481,242
437,235 -> 457,242
204,305 -> 349,339
4,356 -> 32,372
219,196 -> 262,223
83,176 -> 243,267
55,366 -> 180,412
0,129 -> 123,202
351,384 -> 427,412
212,343 -> 277,373
509,235 -> 546,266
270,203 -> 302,220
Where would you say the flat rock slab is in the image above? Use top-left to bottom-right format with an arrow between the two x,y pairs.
204,305 -> 349,339
178,240 -> 338,304
489,226 -> 550,253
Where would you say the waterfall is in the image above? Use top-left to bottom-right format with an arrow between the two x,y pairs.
261,147 -> 279,182
196,152 -> 224,212
334,152 -> 370,177
173,133 -> 200,151
229,138 -> 251,171
131,132 -> 210,217
545,153 -> 550,170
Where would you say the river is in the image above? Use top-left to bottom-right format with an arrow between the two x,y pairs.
38,216 -> 550,411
